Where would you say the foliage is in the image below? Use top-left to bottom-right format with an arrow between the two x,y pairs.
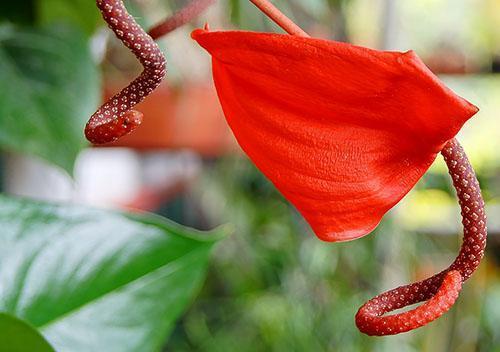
0,24 -> 98,174
166,157 -> 388,351
0,2 -> 229,350
36,0 -> 102,37
0,313 -> 54,352
0,195 -> 227,351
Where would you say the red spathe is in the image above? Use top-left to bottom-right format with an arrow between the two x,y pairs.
192,29 -> 478,242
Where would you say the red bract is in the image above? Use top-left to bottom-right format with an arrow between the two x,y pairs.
192,29 -> 478,242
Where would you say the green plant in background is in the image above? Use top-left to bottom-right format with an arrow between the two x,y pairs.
0,20 -> 98,174
163,156 -> 499,351
0,1 -> 227,351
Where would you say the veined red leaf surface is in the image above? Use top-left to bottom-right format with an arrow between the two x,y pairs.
192,29 -> 478,242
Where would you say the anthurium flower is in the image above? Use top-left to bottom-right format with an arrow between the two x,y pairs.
191,1 -> 486,333
87,0 -> 486,337
192,29 -> 478,242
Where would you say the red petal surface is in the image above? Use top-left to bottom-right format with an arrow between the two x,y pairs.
192,29 -> 478,242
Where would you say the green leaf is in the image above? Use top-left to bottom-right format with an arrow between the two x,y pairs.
0,2 -> 36,25
36,0 -> 101,36
0,24 -> 99,174
0,195 -> 229,351
36,0 -> 149,36
0,313 -> 55,352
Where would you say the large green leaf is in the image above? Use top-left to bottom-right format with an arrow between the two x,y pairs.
0,195 -> 228,351
0,313 -> 55,352
0,24 -> 99,174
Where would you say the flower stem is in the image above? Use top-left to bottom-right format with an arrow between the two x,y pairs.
249,0 -> 309,37
148,0 -> 215,40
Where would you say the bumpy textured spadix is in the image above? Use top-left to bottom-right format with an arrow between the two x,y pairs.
192,29 -> 478,242
86,0 -> 166,144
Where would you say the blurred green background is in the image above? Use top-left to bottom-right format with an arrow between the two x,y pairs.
161,1 -> 500,351
0,0 -> 499,351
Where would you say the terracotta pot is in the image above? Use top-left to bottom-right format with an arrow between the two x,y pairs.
103,80 -> 237,156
